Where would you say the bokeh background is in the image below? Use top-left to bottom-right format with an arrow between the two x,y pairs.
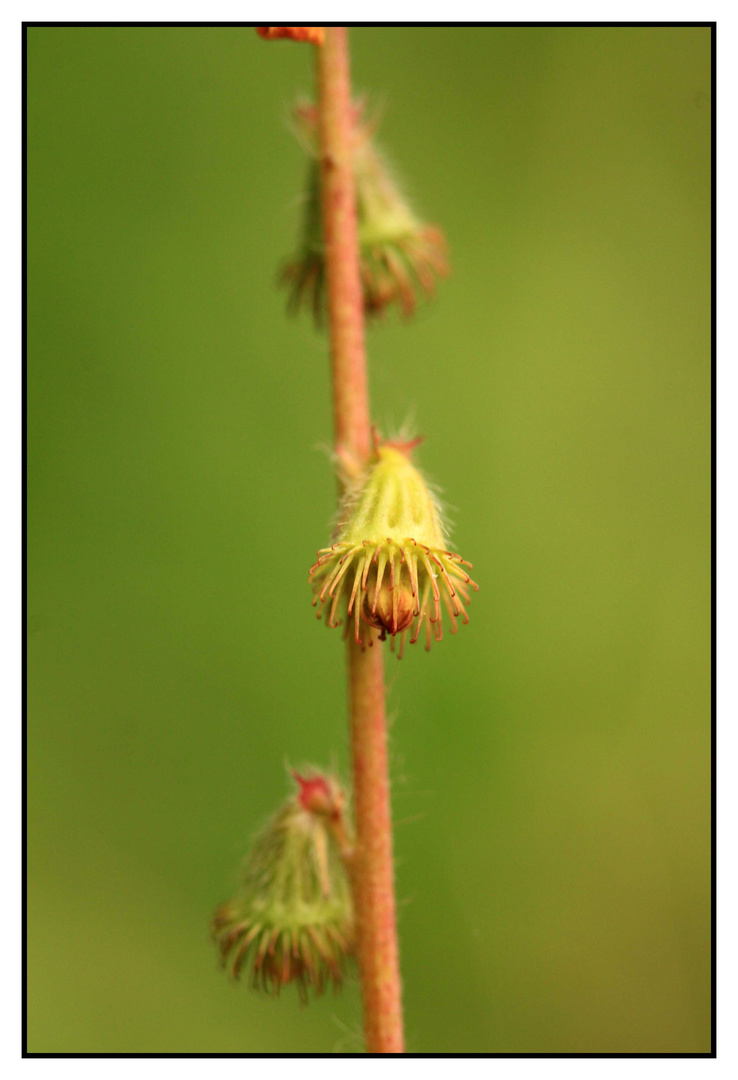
27,26 -> 711,1053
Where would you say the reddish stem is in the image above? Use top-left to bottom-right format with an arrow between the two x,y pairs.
346,638 -> 404,1053
316,27 -> 371,463
316,27 -> 405,1054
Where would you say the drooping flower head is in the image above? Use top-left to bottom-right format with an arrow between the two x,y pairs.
212,771 -> 353,1000
310,434 -> 478,656
282,101 -> 449,323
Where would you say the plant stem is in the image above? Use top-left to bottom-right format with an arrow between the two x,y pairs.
316,28 -> 371,461
346,638 -> 404,1053
315,26 -> 405,1054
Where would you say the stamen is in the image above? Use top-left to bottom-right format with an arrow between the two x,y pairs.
407,551 -> 420,609
306,925 -> 330,964
281,935 -> 291,984
432,553 -> 458,601
421,553 -> 441,622
455,581 -> 471,603
230,923 -> 262,978
455,593 -> 470,624
372,548 -> 389,613
267,926 -> 280,955
347,562 -> 363,615
446,562 -> 472,583
362,544 -> 380,589
354,596 -> 362,645
441,587 -> 459,632
411,583 -> 431,645
255,926 -> 273,966
326,925 -> 350,952
327,546 -> 361,596
328,570 -> 348,627
421,554 -> 440,601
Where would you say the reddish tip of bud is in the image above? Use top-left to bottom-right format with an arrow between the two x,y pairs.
371,426 -> 424,460
383,436 -> 425,457
257,26 -> 324,46
293,772 -> 341,819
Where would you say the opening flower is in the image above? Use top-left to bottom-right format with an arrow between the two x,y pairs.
281,101 -> 449,323
212,772 -> 353,1000
310,435 -> 478,656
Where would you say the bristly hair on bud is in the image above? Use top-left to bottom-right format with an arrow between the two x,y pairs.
256,26 -> 324,46
281,100 -> 449,324
211,771 -> 353,1001
310,431 -> 478,657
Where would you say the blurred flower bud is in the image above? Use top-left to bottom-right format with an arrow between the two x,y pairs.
212,771 -> 353,1000
282,101 -> 449,323
256,27 -> 324,46
310,434 -> 477,655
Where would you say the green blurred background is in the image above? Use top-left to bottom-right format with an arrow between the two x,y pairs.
27,26 -> 711,1053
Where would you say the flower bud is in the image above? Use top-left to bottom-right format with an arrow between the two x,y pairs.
212,772 -> 353,1000
256,27 -> 324,46
310,436 -> 478,656
281,101 -> 449,323
293,770 -> 343,819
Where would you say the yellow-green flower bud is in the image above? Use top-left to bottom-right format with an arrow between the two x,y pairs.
212,772 -> 353,1000
281,101 -> 449,323
310,437 -> 478,656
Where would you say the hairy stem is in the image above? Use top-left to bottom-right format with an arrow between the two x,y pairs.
316,26 -> 404,1054
346,637 -> 404,1053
